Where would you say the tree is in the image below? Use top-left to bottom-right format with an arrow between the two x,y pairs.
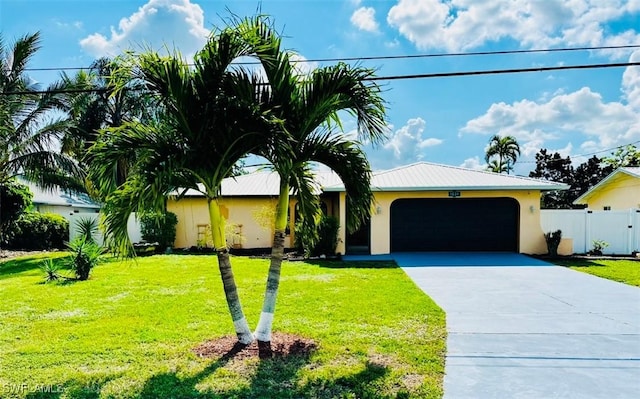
88,23 -> 277,344
1,32 -> 84,245
602,144 -> 640,169
61,57 -> 154,189
529,149 -> 612,208
485,135 -> 520,174
238,17 -> 387,345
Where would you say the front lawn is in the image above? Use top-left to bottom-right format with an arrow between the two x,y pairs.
0,254 -> 445,398
553,258 -> 640,287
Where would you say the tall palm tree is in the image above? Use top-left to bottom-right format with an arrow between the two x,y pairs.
87,25 -> 279,344
485,134 -> 520,174
1,32 -> 84,242
61,57 -> 155,190
238,18 -> 388,344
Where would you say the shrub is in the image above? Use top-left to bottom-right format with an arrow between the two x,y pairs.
0,180 -> 33,243
67,237 -> 103,280
140,211 -> 178,250
74,217 -> 99,243
544,230 -> 562,257
295,215 -> 340,257
590,239 -> 609,256
5,212 -> 69,250
40,258 -> 62,283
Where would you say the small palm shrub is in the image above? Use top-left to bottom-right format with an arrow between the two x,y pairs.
75,217 -> 99,243
40,258 -> 62,283
67,237 -> 103,280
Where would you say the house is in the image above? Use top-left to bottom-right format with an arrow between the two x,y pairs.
168,162 -> 568,255
573,167 -> 640,210
23,181 -> 143,244
23,181 -> 101,216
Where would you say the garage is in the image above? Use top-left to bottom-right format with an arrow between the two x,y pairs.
390,197 -> 519,252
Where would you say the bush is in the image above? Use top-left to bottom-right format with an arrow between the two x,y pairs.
0,180 -> 33,243
544,230 -> 562,257
67,237 -> 103,280
74,217 -> 99,243
590,239 -> 609,256
140,211 -> 178,251
295,215 -> 340,257
5,212 -> 69,250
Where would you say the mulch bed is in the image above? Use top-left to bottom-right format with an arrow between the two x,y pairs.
193,332 -> 317,360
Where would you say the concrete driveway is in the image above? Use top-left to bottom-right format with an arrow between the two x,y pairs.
398,252 -> 640,399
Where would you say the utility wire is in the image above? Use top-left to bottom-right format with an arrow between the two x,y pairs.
517,140 -> 640,165
19,43 -> 640,72
3,61 -> 640,96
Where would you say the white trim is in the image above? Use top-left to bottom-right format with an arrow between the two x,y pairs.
254,312 -> 274,342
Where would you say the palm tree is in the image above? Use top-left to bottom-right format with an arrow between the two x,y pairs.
238,18 -> 388,344
61,57 -> 155,190
87,25 -> 278,344
1,32 -> 84,242
485,134 -> 520,174
487,159 -> 508,174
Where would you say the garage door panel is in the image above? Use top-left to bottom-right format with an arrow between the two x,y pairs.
390,198 -> 519,252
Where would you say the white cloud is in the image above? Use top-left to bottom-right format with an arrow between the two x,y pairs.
460,156 -> 486,170
461,55 -> 640,159
351,7 -> 379,32
386,0 -> 640,57
80,0 -> 208,58
383,117 -> 443,161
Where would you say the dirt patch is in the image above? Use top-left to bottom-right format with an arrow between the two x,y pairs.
0,250 -> 56,261
193,332 -> 317,360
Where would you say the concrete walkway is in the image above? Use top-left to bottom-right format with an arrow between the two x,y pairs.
398,253 -> 640,399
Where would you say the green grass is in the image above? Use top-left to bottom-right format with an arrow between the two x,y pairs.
553,258 -> 640,287
0,254 -> 445,398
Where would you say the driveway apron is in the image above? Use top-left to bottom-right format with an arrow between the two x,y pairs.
398,253 -> 640,399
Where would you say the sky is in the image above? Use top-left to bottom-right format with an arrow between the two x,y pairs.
2,0 -> 639,175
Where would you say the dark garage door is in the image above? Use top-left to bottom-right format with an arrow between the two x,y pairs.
390,198 -> 519,252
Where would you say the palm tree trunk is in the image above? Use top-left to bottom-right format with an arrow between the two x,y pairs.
254,180 -> 289,343
208,198 -> 253,345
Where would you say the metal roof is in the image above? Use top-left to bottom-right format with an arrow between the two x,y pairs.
324,162 -> 568,192
573,167 -> 640,204
180,170 -> 343,197
23,181 -> 101,209
178,162 -> 567,197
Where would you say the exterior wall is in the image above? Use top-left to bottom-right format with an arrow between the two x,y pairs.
359,189 -> 546,255
35,204 -> 100,217
584,174 -> 640,210
168,196 -> 294,249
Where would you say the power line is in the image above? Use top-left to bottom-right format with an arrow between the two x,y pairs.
20,43 -> 640,72
365,61 -> 640,81
4,61 -> 640,96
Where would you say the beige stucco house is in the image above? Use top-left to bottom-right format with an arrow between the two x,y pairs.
573,167 -> 640,210
168,162 -> 567,255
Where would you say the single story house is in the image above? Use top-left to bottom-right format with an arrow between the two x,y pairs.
23,181 -> 101,216
168,162 -> 568,255
573,167 -> 640,210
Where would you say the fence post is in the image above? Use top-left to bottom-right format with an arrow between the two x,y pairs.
585,209 -> 591,254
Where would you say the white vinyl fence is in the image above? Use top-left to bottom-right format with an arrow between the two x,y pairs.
541,209 -> 640,255
66,213 -> 143,246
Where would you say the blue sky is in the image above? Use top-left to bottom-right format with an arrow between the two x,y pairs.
2,0 -> 639,175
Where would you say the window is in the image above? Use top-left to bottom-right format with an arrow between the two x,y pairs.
603,206 -> 611,211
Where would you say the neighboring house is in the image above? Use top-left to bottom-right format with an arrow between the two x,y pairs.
169,162 -> 567,255
573,167 -> 640,210
23,181 -> 144,244
23,181 -> 101,216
